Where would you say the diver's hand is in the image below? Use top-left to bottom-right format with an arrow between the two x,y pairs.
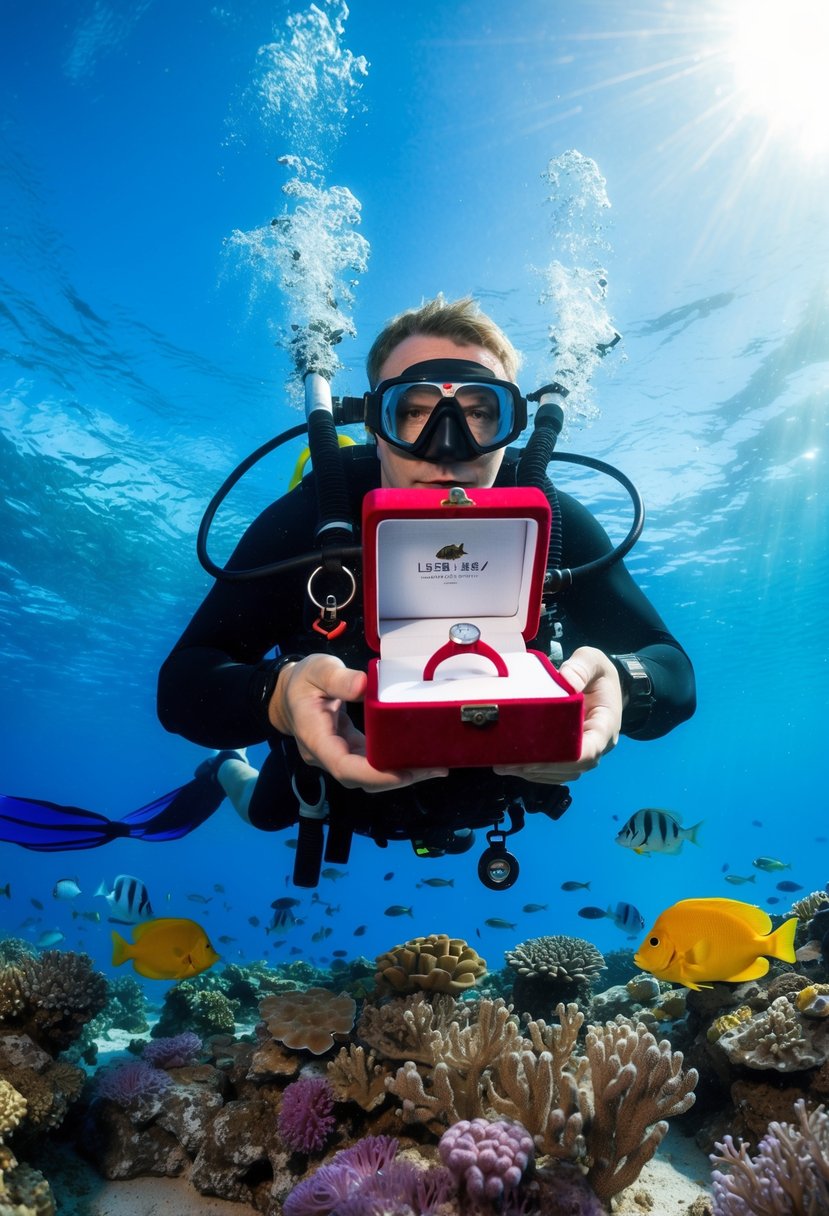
493,646 -> 622,784
268,653 -> 448,792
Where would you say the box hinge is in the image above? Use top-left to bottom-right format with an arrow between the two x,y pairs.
460,704 -> 499,727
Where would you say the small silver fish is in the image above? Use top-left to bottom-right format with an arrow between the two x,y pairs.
725,874 -> 757,885
36,929 -> 65,948
53,878 -> 82,900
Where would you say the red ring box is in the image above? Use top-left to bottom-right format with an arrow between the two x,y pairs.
363,486 -> 584,769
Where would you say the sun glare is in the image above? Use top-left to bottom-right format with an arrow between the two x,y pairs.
727,0 -> 829,160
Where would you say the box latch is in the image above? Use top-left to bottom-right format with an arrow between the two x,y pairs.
461,704 -> 499,727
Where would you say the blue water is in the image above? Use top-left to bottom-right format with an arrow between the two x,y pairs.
2,1 -> 827,994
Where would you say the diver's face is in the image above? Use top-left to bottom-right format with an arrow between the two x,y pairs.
374,335 -> 508,489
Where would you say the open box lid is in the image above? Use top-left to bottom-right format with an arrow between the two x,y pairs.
362,486 -> 551,654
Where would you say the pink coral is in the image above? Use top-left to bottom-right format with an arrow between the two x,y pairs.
439,1117 -> 535,1202
278,1076 -> 336,1154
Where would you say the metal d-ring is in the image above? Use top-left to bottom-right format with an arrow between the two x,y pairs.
306,564 -> 357,614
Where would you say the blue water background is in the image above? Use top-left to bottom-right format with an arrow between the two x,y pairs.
2,1 -> 827,993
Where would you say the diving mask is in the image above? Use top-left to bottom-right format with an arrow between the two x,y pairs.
364,359 -> 527,464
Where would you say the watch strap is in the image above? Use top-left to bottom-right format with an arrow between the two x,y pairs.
610,653 -> 654,724
254,652 -> 304,729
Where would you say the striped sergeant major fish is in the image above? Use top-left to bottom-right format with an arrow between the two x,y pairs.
615,808 -> 702,856
95,874 -> 154,924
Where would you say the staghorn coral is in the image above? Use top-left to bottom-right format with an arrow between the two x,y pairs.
375,933 -> 487,996
277,1076 -> 336,1154
438,1117 -> 534,1202
357,992 -> 471,1065
717,995 -> 829,1071
791,891 -> 829,922
505,935 -> 605,1019
711,1098 -> 829,1214
327,1043 -> 388,1111
581,1015 -> 698,1201
4,951 -> 108,1053
259,987 -> 356,1055
386,1000 -> 696,1202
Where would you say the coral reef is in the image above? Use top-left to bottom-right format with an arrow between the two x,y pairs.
259,987 -> 357,1055
505,935 -> 605,1019
711,1099 -> 829,1214
94,1060 -> 174,1107
152,978 -> 239,1038
0,950 -> 107,1053
277,1075 -> 336,1154
374,933 -> 487,996
438,1116 -> 534,1202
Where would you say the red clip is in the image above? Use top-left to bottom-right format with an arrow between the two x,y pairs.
312,617 -> 347,640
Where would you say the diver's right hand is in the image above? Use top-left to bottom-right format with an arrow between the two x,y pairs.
268,653 -> 448,792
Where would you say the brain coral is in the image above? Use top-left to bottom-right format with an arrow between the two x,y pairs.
259,988 -> 356,1055
375,934 -> 487,996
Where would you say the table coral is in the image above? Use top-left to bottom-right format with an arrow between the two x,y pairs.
259,987 -> 356,1055
375,933 -> 487,996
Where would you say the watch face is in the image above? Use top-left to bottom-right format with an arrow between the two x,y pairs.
449,621 -> 481,645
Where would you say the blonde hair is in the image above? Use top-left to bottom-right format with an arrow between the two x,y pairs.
366,294 -> 522,386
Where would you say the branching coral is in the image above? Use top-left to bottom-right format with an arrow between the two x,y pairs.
260,987 -> 356,1055
375,934 -> 487,996
357,992 -> 469,1065
0,1078 -> 27,1139
581,1016 -> 698,1201
384,999 -> 696,1203
327,1043 -> 388,1111
711,1099 -> 829,1214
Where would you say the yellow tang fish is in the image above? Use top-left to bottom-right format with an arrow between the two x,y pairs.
634,897 -> 797,992
111,917 -> 220,981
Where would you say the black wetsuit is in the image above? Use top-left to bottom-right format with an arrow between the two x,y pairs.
157,447 -> 695,847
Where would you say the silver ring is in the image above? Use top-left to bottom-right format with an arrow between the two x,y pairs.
306,564 -> 357,612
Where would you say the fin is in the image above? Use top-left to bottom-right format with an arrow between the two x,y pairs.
725,957 -> 770,982
0,778 -> 222,852
111,930 -> 131,967
684,820 -> 703,846
0,794 -> 124,851
767,916 -> 798,963
684,939 -> 712,967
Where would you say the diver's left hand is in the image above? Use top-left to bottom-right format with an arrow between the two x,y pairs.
492,646 -> 623,784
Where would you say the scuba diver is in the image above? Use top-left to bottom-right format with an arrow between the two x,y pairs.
1,296 -> 695,888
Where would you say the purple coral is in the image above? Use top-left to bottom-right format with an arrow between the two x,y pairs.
711,1100 -> 829,1214
439,1117 -> 535,1202
283,1135 -> 454,1216
94,1059 -> 172,1105
142,1031 -> 202,1068
278,1076 -> 336,1154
